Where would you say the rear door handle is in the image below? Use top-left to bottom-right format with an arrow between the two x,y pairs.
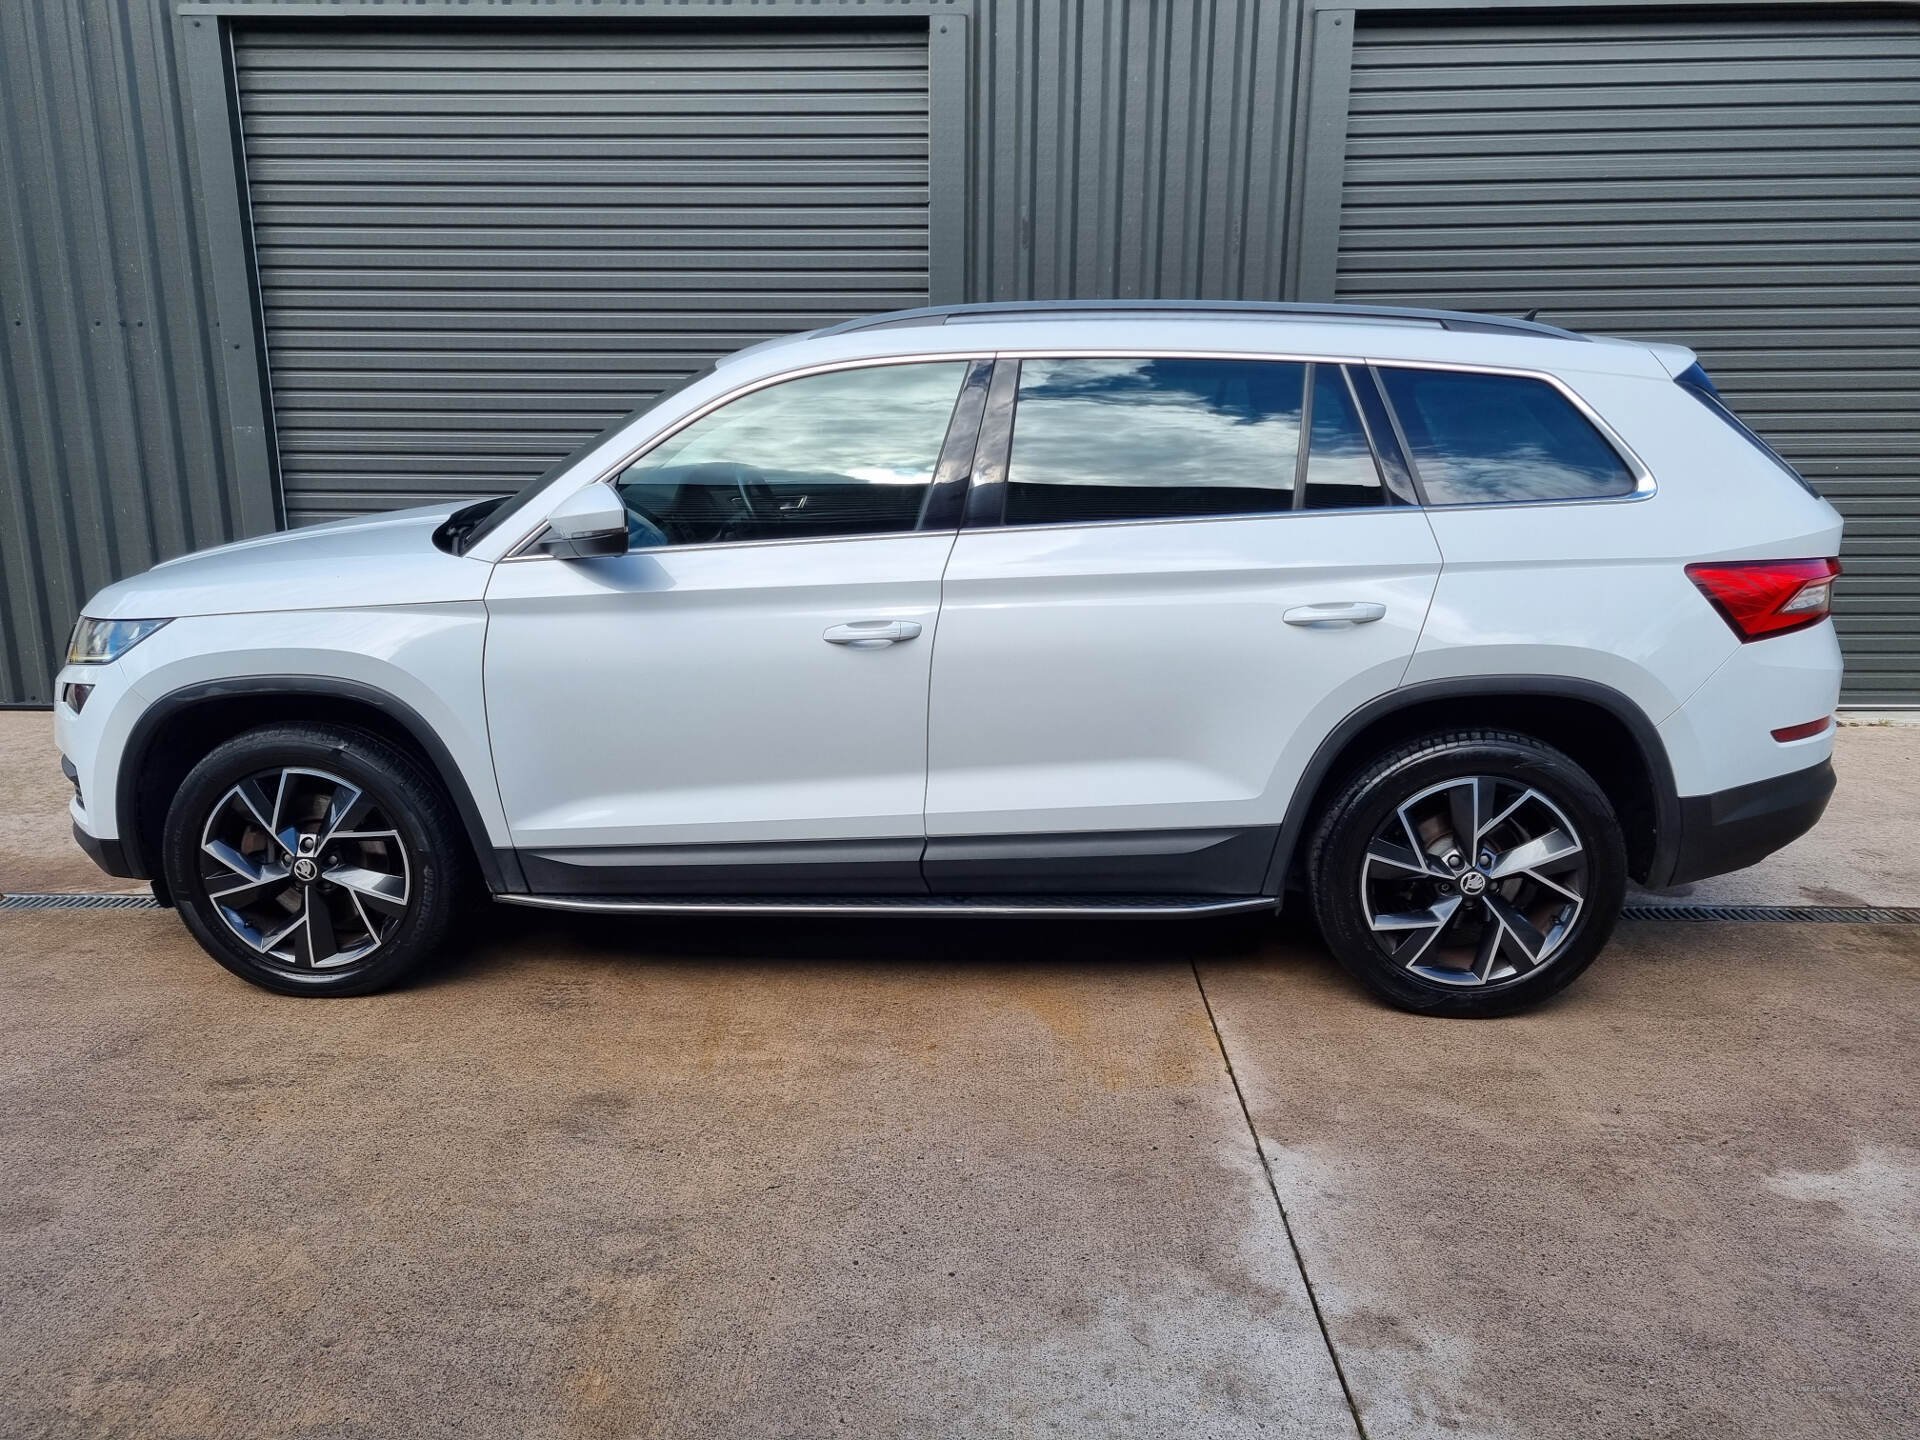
1283,601 -> 1387,628
823,619 -> 923,647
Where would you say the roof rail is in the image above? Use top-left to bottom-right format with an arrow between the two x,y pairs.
814,299 -> 1587,342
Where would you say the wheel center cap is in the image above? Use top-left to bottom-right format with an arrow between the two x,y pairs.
292,856 -> 319,884
1459,870 -> 1488,897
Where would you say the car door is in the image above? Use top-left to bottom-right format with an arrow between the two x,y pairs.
922,355 -> 1443,894
485,357 -> 990,895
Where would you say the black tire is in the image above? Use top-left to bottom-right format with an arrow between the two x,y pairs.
1307,729 -> 1627,1018
161,722 -> 471,996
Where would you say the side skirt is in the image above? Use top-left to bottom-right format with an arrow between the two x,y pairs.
497,893 -> 1279,918
514,827 -> 1282,899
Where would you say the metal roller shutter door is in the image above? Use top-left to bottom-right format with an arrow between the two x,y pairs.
232,23 -> 931,527
1335,13 -> 1920,705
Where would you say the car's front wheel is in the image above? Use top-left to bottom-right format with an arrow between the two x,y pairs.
161,722 -> 470,995
1307,730 -> 1627,1017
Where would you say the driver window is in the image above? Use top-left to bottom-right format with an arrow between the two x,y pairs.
616,361 -> 969,547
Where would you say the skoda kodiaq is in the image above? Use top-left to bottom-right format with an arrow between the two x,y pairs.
55,303 -> 1843,1015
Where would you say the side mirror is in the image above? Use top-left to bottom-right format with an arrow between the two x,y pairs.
534,481 -> 628,559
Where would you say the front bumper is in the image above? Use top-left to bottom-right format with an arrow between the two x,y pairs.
71,820 -> 141,880
1662,759 -> 1835,888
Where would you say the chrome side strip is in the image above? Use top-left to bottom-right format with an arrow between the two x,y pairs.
497,894 -> 1279,919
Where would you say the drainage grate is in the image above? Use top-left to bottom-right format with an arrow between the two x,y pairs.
0,892 -> 162,911
1624,903 -> 1920,924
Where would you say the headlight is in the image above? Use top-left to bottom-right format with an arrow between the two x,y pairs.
67,616 -> 170,665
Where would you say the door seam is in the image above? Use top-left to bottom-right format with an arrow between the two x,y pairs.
1396,501 -> 1446,691
915,526 -> 964,885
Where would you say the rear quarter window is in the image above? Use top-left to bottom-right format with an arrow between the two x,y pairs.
1377,367 -> 1636,505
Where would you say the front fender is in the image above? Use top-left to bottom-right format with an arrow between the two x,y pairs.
105,605 -> 509,881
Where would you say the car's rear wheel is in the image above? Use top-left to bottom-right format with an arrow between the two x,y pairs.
1307,730 -> 1627,1017
161,723 -> 469,995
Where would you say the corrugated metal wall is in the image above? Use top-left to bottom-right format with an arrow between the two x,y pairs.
965,0 -> 1306,301
0,0 -> 263,706
233,22 -> 934,526
1334,11 -> 1920,705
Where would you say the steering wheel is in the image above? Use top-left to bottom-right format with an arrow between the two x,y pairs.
627,463 -> 780,545
676,462 -> 776,540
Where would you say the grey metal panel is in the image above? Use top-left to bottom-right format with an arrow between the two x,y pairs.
0,0 -> 262,706
1296,7 -> 1355,300
926,12 -> 968,304
231,22 -> 934,525
181,14 -> 283,538
964,0 -> 1308,303
1334,11 -> 1920,705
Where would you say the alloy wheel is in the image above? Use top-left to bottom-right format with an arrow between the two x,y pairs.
1359,775 -> 1587,987
198,766 -> 411,970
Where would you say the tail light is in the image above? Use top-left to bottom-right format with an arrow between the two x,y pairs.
1686,558 -> 1839,642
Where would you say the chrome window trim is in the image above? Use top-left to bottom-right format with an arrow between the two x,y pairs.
929,501 -> 1431,541
502,345 -> 1657,559
501,352 -> 991,559
497,525 -> 961,563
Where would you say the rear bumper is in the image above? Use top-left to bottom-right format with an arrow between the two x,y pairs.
1660,759 -> 1835,888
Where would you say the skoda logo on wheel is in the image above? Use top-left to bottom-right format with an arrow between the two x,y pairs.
1458,871 -> 1488,897
292,856 -> 319,884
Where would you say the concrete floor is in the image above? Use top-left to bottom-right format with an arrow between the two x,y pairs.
3,711 -> 1917,1438
0,711 -> 149,894
1205,923 -> 1920,1439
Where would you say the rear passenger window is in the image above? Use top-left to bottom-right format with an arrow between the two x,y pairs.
1376,367 -> 1635,505
1001,357 -> 1388,526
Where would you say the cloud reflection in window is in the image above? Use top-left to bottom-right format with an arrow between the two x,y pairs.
628,362 -> 969,489
1008,357 -> 1304,492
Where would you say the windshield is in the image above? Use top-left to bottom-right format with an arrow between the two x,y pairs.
452,364 -> 716,554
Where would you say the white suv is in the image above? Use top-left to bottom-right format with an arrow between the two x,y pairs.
54,302 -> 1843,1016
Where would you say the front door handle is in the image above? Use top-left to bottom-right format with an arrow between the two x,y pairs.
1283,601 -> 1387,628
823,619 -> 923,647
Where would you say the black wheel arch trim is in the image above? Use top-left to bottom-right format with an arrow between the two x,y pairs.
1262,675 -> 1682,896
115,675 -> 523,894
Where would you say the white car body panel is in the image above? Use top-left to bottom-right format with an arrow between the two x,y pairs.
1659,624 -> 1843,795
1406,505 -> 1740,733
51,653 -> 142,841
925,510 -> 1442,835
82,505 -> 483,619
483,533 -> 955,848
55,604 -> 500,846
